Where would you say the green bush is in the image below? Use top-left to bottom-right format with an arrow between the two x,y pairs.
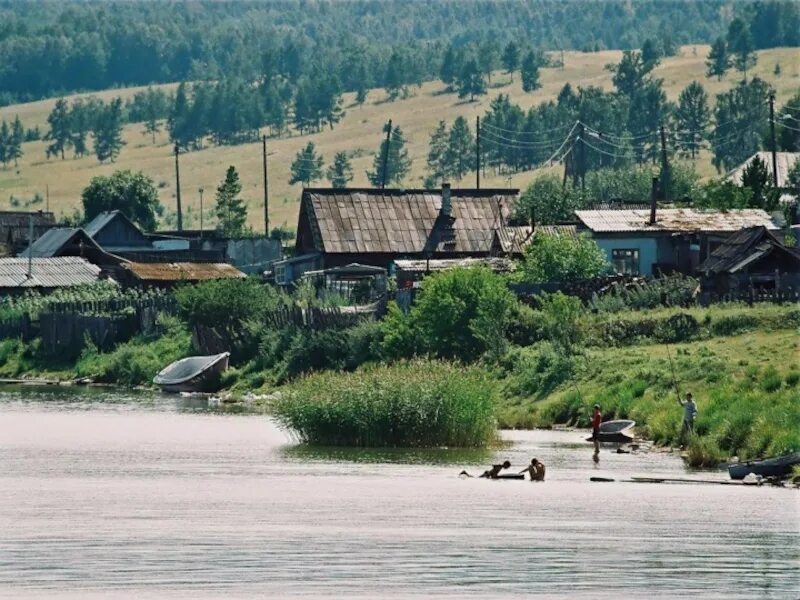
710,313 -> 759,336
503,343 -> 575,399
785,371 -> 800,387
381,267 -> 518,362
759,367 -> 783,393
506,303 -> 545,346
516,233 -> 608,283
175,277 -> 283,330
273,360 -> 498,447
75,315 -> 191,386
653,313 -> 699,343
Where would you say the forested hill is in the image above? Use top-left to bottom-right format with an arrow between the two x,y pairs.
1,0 -> 798,104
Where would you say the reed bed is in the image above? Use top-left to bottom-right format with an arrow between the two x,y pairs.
272,360 -> 498,447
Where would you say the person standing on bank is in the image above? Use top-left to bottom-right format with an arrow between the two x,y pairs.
678,392 -> 697,445
591,404 -> 602,457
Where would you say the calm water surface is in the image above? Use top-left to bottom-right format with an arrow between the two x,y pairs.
0,387 -> 797,599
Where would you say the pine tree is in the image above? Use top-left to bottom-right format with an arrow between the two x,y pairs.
502,41 -> 520,81
44,98 -> 72,160
425,120 -> 449,185
727,17 -> 757,81
675,81 -> 710,159
384,51 -> 405,101
69,99 -> 91,157
142,87 -> 162,144
289,142 -> 324,186
444,116 -> 475,181
367,125 -> 411,186
326,152 -> 354,187
457,58 -> 486,101
740,154 -> 774,209
215,165 -> 248,237
355,84 -> 368,108
711,78 -> 770,172
705,37 -> 730,81
520,50 -> 541,93
640,38 -> 662,70
440,44 -> 460,89
9,115 -> 23,166
293,81 -> 315,134
0,121 -> 9,167
478,40 -> 500,83
93,98 -> 125,163
168,82 -> 192,149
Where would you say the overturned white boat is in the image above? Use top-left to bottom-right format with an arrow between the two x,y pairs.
153,352 -> 230,393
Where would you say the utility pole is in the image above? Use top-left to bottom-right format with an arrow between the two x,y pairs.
46,184 -> 49,214
262,134 -> 270,235
381,119 -> 392,189
577,122 -> 585,191
769,92 -> 779,188
27,215 -> 33,279
174,144 -> 183,232
198,188 -> 204,238
659,124 -> 670,201
476,116 -> 481,189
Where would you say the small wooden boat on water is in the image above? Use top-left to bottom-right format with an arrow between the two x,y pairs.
153,352 -> 230,393
727,452 -> 800,480
585,419 -> 636,444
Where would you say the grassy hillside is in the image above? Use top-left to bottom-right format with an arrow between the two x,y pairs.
0,46 -> 798,232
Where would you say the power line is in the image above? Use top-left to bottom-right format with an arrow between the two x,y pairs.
480,120 -> 573,137
578,136 -> 631,160
480,129 -> 570,148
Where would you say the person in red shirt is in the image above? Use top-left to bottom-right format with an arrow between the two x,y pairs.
591,404 -> 603,457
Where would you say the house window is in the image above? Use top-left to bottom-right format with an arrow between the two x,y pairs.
275,264 -> 287,285
612,249 -> 640,275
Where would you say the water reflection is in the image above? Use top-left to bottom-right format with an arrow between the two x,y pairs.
282,443 -> 493,465
1,388 -> 797,599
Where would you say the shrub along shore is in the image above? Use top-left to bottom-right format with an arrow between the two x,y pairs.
0,271 -> 797,458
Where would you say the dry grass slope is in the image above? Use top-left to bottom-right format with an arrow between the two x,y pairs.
0,46 -> 798,231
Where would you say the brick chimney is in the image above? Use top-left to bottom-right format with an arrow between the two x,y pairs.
441,183 -> 452,218
649,176 -> 659,225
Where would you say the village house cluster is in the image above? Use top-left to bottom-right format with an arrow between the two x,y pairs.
1,152 -> 799,300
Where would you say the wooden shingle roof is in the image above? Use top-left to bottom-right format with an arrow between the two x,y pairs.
300,188 -> 520,255
699,226 -> 800,274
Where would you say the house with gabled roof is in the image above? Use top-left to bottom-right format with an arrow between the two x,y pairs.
575,207 -> 778,276
698,225 -> 800,295
275,185 -> 529,285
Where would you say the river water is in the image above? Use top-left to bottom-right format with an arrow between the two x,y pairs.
0,387 -> 797,599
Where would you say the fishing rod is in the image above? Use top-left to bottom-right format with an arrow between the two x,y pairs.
664,341 -> 681,402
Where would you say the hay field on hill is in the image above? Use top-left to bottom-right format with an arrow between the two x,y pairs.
0,46 -> 797,231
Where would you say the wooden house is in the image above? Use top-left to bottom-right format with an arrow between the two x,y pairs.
0,210 -> 56,256
575,207 -> 777,276
698,226 -> 800,296
276,185 -> 529,285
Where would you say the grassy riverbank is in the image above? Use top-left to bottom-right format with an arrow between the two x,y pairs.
0,272 -> 797,459
497,328 -> 800,465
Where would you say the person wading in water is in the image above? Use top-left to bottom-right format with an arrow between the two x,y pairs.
459,460 -> 511,478
519,458 -> 546,481
591,404 -> 603,459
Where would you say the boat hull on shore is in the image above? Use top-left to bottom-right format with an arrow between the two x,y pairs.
727,452 -> 800,480
153,352 -> 230,393
585,419 -> 636,444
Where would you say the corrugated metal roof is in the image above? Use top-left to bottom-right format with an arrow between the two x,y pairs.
576,209 -> 777,233
535,224 -> 579,238
302,188 -> 520,254
726,152 -> 799,188
124,261 -> 245,282
394,257 -> 517,273
0,257 -> 101,288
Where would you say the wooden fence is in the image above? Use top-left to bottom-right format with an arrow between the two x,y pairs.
699,289 -> 800,306
36,297 -> 178,355
0,315 -> 33,341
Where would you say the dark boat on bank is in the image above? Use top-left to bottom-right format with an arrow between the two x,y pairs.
727,452 -> 800,480
585,419 -> 636,444
153,352 -> 230,393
